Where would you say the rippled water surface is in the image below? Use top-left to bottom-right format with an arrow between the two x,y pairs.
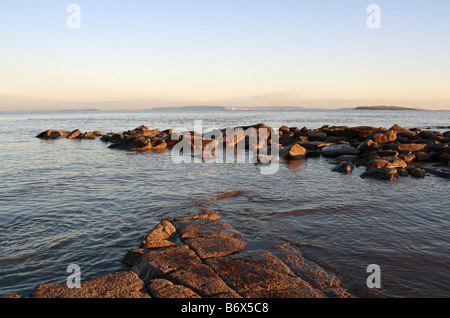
0,109 -> 449,297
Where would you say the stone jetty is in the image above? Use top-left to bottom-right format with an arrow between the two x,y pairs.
20,207 -> 353,299
36,123 -> 450,180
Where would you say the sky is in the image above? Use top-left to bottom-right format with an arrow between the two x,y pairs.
1,0 -> 450,111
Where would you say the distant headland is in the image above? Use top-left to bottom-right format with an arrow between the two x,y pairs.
354,106 -> 419,111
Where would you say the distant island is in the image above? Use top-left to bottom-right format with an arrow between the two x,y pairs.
355,106 -> 419,110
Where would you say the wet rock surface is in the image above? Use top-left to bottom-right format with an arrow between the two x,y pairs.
24,207 -> 354,298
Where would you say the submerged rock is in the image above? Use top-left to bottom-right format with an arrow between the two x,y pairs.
360,168 -> 399,181
410,167 -> 426,178
332,161 -> 354,174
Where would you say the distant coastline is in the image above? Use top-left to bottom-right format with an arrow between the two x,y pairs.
354,106 -> 420,111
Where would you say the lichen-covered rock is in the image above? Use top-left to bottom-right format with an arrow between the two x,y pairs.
131,246 -> 202,281
146,279 -> 200,298
184,237 -> 247,259
204,250 -> 315,295
167,264 -> 241,298
172,219 -> 243,240
31,271 -> 150,298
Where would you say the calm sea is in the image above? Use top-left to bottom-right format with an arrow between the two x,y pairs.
0,109 -> 449,298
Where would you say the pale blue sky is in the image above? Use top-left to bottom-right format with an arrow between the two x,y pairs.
1,0 -> 449,110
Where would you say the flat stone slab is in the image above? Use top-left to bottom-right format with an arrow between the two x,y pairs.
172,219 -> 243,239
204,250 -> 317,295
31,271 -> 150,298
184,237 -> 247,259
167,264 -> 241,298
132,245 -> 202,281
146,279 -> 200,298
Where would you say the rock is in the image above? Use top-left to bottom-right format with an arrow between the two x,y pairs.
322,144 -> 359,157
167,264 -> 241,298
172,219 -> 243,240
390,124 -> 414,135
414,152 -> 430,161
324,136 -> 346,143
2,294 -> 21,298
298,141 -> 334,151
140,220 -> 177,249
357,139 -> 379,154
31,271 -> 150,298
146,279 -> 200,298
419,130 -> 443,140
399,153 -> 416,163
278,245 -> 351,297
397,168 -> 410,177
376,150 -> 399,158
109,133 -> 126,144
342,126 -> 384,141
184,237 -> 247,259
280,144 -> 307,160
370,129 -> 397,144
204,250 -> 317,295
122,249 -> 146,267
306,150 -> 322,158
410,167 -> 426,178
335,155 -> 358,163
79,132 -> 96,140
306,131 -> 328,141
67,129 -> 82,139
131,245 -> 202,281
279,126 -> 290,133
444,131 -> 450,138
36,130 -> 70,139
396,143 -> 428,152
93,131 -> 103,136
367,157 -> 407,169
360,168 -> 399,181
439,153 -> 450,162
332,161 -> 354,174
279,132 -> 295,146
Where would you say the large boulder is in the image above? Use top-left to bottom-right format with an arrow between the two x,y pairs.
370,129 -> 397,144
280,144 -> 308,160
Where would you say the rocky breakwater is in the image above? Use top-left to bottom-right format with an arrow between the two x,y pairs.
36,123 -> 450,180
20,207 -> 353,299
